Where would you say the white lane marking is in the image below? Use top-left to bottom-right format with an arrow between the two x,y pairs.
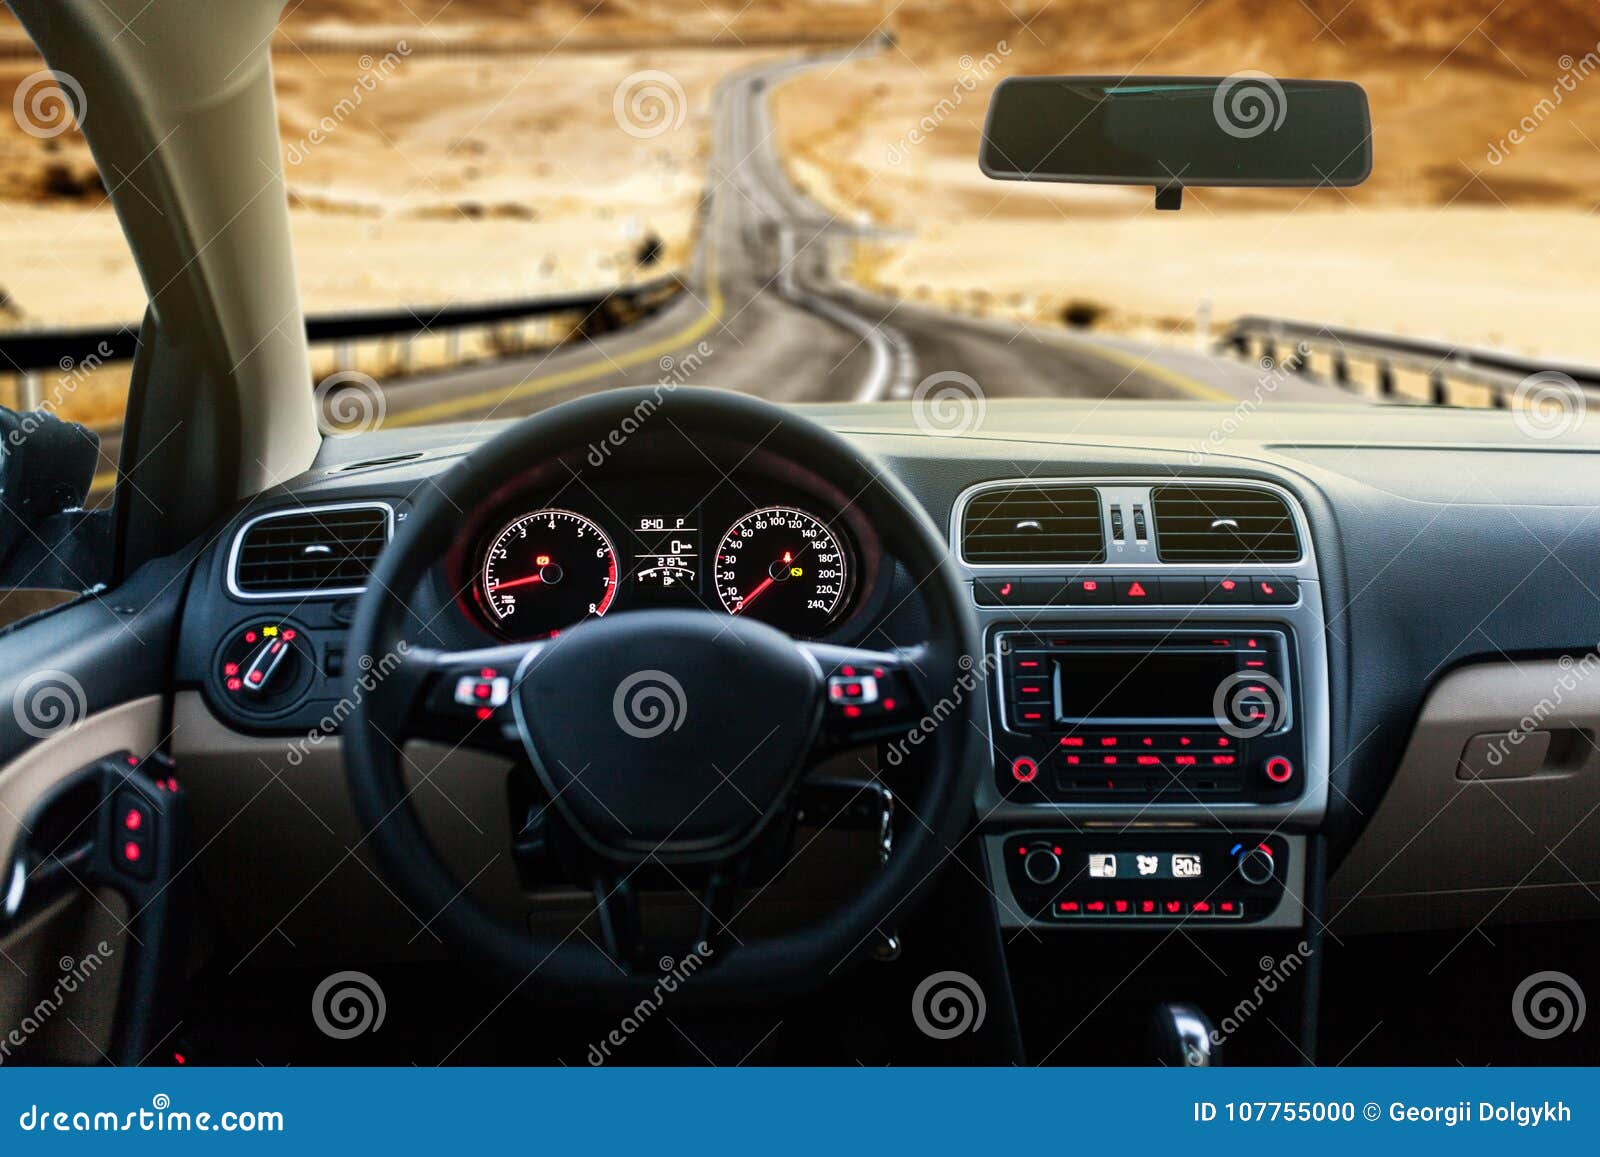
738,58 -> 914,403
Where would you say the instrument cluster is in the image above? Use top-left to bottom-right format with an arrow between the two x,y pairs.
455,469 -> 879,641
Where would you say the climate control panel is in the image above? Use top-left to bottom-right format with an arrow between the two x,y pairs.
997,831 -> 1293,926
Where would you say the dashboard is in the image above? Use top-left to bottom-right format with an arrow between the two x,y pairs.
158,399 -> 1600,958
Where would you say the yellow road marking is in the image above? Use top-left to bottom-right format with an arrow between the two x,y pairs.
382,248 -> 726,430
1056,334 -> 1233,403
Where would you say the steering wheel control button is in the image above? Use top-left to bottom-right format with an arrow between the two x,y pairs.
1011,756 -> 1039,783
454,674 -> 510,709
1251,576 -> 1299,604
1023,846 -> 1062,885
1263,755 -> 1295,784
827,674 -> 879,706
1235,843 -> 1277,886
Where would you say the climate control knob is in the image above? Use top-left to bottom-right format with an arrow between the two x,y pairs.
1235,844 -> 1276,886
1024,847 -> 1062,886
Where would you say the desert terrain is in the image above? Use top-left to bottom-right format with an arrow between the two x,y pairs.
772,0 -> 1600,362
1,0 -> 1597,432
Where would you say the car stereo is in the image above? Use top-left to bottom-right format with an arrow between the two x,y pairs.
991,627 -> 1304,804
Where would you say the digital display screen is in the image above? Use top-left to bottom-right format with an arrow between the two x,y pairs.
629,515 -> 699,592
1055,651 -> 1239,722
1087,851 -> 1203,881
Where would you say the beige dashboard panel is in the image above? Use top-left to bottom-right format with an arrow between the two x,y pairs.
1330,659 -> 1600,934
170,691 -> 522,965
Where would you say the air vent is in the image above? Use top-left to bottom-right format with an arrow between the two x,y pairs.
1152,485 -> 1299,564
962,485 -> 1105,564
230,503 -> 393,597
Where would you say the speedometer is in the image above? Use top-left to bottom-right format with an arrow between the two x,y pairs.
714,506 -> 849,633
480,509 -> 617,638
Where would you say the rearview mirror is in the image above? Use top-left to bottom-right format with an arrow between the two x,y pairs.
980,75 -> 1371,209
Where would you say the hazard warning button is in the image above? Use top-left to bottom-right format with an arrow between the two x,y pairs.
1115,577 -> 1161,604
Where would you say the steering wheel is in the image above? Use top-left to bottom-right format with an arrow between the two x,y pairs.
344,387 -> 981,1002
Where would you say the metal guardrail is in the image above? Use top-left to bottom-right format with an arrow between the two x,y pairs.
1218,315 -> 1600,408
0,274 -> 680,411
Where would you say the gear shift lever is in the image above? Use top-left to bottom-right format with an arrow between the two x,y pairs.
1149,1002 -> 1219,1066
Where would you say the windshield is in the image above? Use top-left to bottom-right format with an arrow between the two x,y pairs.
2,1 -> 1594,449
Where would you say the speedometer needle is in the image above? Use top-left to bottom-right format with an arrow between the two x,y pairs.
489,573 -> 544,592
732,575 -> 776,615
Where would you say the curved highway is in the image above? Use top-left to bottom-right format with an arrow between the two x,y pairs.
367,47 -> 1337,430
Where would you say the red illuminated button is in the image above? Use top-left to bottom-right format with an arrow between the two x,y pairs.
1191,900 -> 1213,915
1218,900 -> 1242,917
454,675 -> 511,709
122,841 -> 141,863
1265,755 -> 1295,783
1164,900 -> 1183,915
1058,900 -> 1082,915
1010,757 -> 1039,783
1061,736 -> 1084,747
123,808 -> 142,832
1115,578 -> 1158,603
1252,576 -> 1299,605
1212,754 -> 1236,766
1085,900 -> 1107,914
1112,899 -> 1131,915
1063,578 -> 1113,605
1139,899 -> 1157,915
1206,576 -> 1252,605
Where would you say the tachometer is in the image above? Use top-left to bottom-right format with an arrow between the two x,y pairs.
714,506 -> 849,633
480,509 -> 617,638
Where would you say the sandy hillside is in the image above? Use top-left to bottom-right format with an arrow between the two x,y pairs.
771,0 -> 1600,362
0,0 -> 892,328
0,41 -> 783,330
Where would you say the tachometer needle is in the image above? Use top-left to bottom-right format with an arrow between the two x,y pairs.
490,572 -> 545,592
732,575 -> 776,615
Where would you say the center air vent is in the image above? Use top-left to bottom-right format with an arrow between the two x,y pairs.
961,485 -> 1105,564
1151,485 -> 1299,564
230,503 -> 393,598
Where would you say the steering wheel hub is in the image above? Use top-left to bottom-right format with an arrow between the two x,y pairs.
512,610 -> 824,862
